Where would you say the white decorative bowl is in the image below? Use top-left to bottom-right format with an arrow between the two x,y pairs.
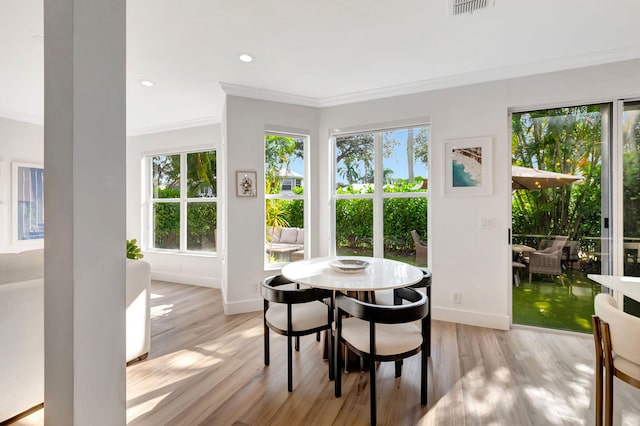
328,258 -> 370,274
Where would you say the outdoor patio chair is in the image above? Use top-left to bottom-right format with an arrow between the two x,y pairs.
528,236 -> 568,285
624,242 -> 640,275
411,230 -> 428,266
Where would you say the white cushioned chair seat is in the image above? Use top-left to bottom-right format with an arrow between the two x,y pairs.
595,294 -> 640,371
614,354 -> 640,381
266,301 -> 328,332
341,317 -> 422,356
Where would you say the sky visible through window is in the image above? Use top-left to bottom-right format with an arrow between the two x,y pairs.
288,129 -> 428,180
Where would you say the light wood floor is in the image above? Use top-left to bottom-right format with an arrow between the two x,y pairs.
14,281 -> 640,425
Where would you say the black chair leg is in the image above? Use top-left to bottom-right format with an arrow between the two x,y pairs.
426,314 -> 431,357
421,350 -> 427,405
295,336 -> 300,352
287,335 -> 293,392
264,325 -> 269,366
370,356 -> 376,426
334,339 -> 341,397
316,331 -> 320,341
328,329 -> 334,381
395,360 -> 402,377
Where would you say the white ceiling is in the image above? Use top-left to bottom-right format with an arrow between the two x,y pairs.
2,0 -> 640,135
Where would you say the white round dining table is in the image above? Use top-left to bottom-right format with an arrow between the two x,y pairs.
281,256 -> 423,292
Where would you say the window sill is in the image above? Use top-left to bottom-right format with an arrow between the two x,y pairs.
143,249 -> 217,259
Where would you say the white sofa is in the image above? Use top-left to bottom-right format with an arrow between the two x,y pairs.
0,250 -> 150,423
266,226 -> 304,260
126,259 -> 152,364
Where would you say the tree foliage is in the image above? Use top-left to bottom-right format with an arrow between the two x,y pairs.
152,151 -> 217,251
512,106 -> 604,250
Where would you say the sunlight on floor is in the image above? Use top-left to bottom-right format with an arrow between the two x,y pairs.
150,303 -> 173,319
126,392 -> 171,423
523,385 -> 588,424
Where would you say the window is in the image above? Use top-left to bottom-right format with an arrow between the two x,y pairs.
333,126 -> 429,265
13,163 -> 45,241
147,150 -> 217,253
265,133 -> 307,266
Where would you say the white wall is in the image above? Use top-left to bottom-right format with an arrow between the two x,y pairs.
222,59 -> 640,329
126,124 -> 221,287
0,117 -> 44,253
223,96 -> 319,314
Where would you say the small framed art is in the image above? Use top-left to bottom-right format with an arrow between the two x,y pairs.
236,170 -> 257,197
444,136 -> 492,196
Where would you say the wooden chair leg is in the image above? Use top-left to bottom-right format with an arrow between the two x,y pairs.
604,370 -> 613,426
592,316 -> 603,426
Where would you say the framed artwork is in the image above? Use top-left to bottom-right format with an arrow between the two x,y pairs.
12,162 -> 45,240
444,137 -> 492,196
236,170 -> 257,197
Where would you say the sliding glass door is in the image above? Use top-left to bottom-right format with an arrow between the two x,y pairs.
621,101 -> 640,315
511,103 -> 612,333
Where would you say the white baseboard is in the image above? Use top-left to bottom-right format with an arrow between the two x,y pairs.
222,297 -> 262,315
151,271 -> 219,288
432,306 -> 510,330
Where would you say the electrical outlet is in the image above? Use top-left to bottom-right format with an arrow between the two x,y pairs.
452,291 -> 461,304
253,282 -> 260,293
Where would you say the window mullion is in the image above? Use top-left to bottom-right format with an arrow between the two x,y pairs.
373,132 -> 384,258
180,153 -> 187,252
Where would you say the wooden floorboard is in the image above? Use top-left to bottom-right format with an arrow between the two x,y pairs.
13,281 -> 640,425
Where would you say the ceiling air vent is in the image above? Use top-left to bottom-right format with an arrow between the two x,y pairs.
450,0 -> 492,15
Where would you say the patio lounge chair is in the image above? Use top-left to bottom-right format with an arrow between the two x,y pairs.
528,236 -> 568,285
411,230 -> 428,266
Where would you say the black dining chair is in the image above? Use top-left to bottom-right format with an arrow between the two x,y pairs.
262,274 -> 333,392
375,267 -> 432,358
334,286 -> 429,426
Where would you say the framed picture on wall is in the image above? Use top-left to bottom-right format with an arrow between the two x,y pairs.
12,162 -> 45,240
236,170 -> 257,197
444,136 -> 492,196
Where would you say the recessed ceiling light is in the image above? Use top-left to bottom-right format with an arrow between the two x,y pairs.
239,53 -> 254,63
139,79 -> 155,87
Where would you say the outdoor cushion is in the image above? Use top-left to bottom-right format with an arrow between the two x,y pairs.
266,227 -> 281,243
296,229 -> 304,244
280,227 -> 299,244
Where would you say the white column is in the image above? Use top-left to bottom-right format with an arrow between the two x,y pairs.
43,0 -> 126,424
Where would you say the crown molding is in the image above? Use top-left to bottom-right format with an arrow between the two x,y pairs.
127,116 -> 220,137
220,82 -> 320,108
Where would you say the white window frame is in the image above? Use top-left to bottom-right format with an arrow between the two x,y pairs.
144,149 -> 217,255
330,125 -> 429,258
264,131 -> 309,269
